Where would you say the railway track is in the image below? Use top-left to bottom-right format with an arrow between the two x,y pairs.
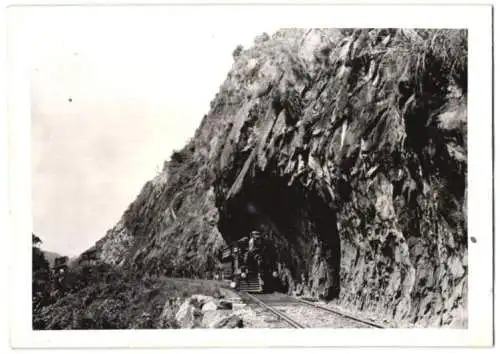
295,297 -> 385,328
243,292 -> 305,328
241,291 -> 384,329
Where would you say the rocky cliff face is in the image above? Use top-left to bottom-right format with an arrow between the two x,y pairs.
92,29 -> 467,327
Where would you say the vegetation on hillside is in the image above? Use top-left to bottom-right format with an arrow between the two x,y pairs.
32,234 -> 52,320
33,253 -> 224,329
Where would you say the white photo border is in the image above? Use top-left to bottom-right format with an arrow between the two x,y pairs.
4,0 -> 493,349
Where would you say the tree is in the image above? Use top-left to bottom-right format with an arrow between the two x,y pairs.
32,233 -> 51,328
32,233 -> 50,274
32,233 -> 42,246
232,44 -> 244,61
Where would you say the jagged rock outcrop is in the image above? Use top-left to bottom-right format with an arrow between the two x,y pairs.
90,29 -> 467,327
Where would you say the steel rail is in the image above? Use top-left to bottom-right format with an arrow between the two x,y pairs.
295,298 -> 385,328
243,292 -> 306,328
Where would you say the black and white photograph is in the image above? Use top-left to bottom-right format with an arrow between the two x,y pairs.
5,1 -> 493,349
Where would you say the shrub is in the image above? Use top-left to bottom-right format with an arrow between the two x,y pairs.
170,150 -> 188,165
232,44 -> 244,61
254,32 -> 270,45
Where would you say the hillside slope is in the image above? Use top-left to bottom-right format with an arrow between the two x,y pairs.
41,250 -> 62,268
90,29 -> 467,327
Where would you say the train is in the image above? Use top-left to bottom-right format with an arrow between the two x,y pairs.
219,230 -> 280,293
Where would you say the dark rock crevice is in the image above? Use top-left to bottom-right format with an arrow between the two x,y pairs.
215,169 -> 341,300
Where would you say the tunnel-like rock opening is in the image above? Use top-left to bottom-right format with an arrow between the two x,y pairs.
216,169 -> 341,300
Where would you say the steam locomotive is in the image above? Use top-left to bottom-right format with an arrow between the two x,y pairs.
219,231 -> 280,293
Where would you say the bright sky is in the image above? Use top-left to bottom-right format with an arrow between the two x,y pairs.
11,6 -> 280,256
